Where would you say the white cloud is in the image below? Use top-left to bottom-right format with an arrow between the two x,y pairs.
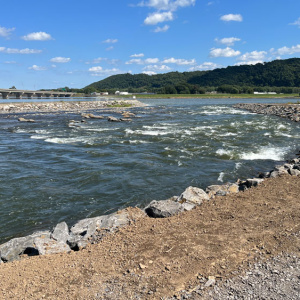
162,57 -> 196,65
154,25 -> 170,32
88,66 -> 123,77
276,44 -> 300,56
237,51 -> 267,63
0,47 -> 42,54
0,26 -> 15,37
210,47 -> 241,57
85,57 -> 119,65
145,58 -> 160,64
235,61 -> 264,66
207,1 -> 214,5
215,37 -> 241,46
28,65 -> 47,71
22,32 -> 53,41
189,62 -> 222,71
143,71 -> 157,75
102,39 -> 118,43
106,46 -> 114,51
290,17 -> 300,28
130,53 -> 145,57
125,57 -> 160,64
88,66 -> 103,72
143,64 -> 171,71
50,57 -> 71,63
144,11 -> 173,25
125,58 -> 144,65
139,0 -> 196,11
220,14 -> 243,22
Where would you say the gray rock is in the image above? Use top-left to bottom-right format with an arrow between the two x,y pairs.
18,117 -> 35,123
68,210 -> 134,249
34,237 -> 71,255
177,186 -> 209,206
51,222 -> 69,243
289,168 -> 300,176
68,216 -> 106,249
0,231 -> 50,262
145,200 -> 184,218
108,116 -> 120,122
206,183 -> 239,199
246,178 -> 264,188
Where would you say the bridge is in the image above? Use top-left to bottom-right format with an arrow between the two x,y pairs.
0,88 -> 75,99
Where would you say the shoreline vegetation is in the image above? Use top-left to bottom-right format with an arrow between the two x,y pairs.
0,101 -> 299,298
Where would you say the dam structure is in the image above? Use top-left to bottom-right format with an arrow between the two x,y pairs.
0,88 -> 74,99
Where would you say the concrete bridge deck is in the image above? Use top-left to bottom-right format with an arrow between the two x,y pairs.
0,89 -> 74,99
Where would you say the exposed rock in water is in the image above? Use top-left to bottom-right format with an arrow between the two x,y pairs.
233,103 -> 300,122
18,117 -> 35,122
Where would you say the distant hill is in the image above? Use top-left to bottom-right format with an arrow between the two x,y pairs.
85,58 -> 300,94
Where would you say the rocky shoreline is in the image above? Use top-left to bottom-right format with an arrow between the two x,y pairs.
1,154 -> 299,264
0,99 -> 146,114
233,103 -> 300,122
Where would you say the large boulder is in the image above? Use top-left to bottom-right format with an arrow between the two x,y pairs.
0,231 -> 50,262
145,200 -> 184,218
67,216 -> 106,249
34,237 -> 71,256
67,209 -> 142,249
176,186 -> 209,206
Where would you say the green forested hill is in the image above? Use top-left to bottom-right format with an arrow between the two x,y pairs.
84,58 -> 300,94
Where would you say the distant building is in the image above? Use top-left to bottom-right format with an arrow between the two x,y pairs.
254,92 -> 277,95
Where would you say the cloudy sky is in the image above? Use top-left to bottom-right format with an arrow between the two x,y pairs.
1,0 -> 300,89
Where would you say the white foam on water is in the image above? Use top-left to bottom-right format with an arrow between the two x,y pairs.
45,137 -> 93,144
216,148 -> 234,158
218,172 -> 225,182
30,135 -> 49,140
84,128 -> 114,132
239,146 -> 288,161
235,162 -> 242,170
128,140 -> 151,144
222,132 -> 237,136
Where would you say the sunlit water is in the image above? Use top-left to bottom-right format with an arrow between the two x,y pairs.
0,97 -> 299,243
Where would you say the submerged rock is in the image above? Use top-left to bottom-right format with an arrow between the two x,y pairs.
18,117 -> 35,123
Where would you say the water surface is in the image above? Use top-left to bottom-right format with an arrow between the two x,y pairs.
0,97 -> 299,243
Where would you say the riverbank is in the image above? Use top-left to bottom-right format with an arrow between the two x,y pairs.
116,93 -> 300,99
234,103 -> 300,122
0,173 -> 299,299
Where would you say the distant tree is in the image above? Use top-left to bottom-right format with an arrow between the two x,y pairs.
9,86 -> 16,89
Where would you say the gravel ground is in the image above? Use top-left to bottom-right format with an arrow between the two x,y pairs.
169,252 -> 300,299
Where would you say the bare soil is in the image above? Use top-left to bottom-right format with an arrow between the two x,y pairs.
1,174 -> 300,299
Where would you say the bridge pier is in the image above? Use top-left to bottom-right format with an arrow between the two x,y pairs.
15,92 -> 24,99
24,93 -> 34,99
1,92 -> 10,99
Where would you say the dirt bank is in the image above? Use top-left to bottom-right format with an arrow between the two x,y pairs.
0,174 -> 300,299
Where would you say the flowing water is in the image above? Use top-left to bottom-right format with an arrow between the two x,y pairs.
0,97 -> 299,244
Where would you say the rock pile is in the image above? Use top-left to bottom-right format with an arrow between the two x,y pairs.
233,103 -> 300,122
0,99 -> 146,114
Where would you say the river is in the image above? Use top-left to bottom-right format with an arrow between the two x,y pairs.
0,97 -> 299,244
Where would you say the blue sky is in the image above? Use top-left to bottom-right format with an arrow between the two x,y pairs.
1,0 -> 300,90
